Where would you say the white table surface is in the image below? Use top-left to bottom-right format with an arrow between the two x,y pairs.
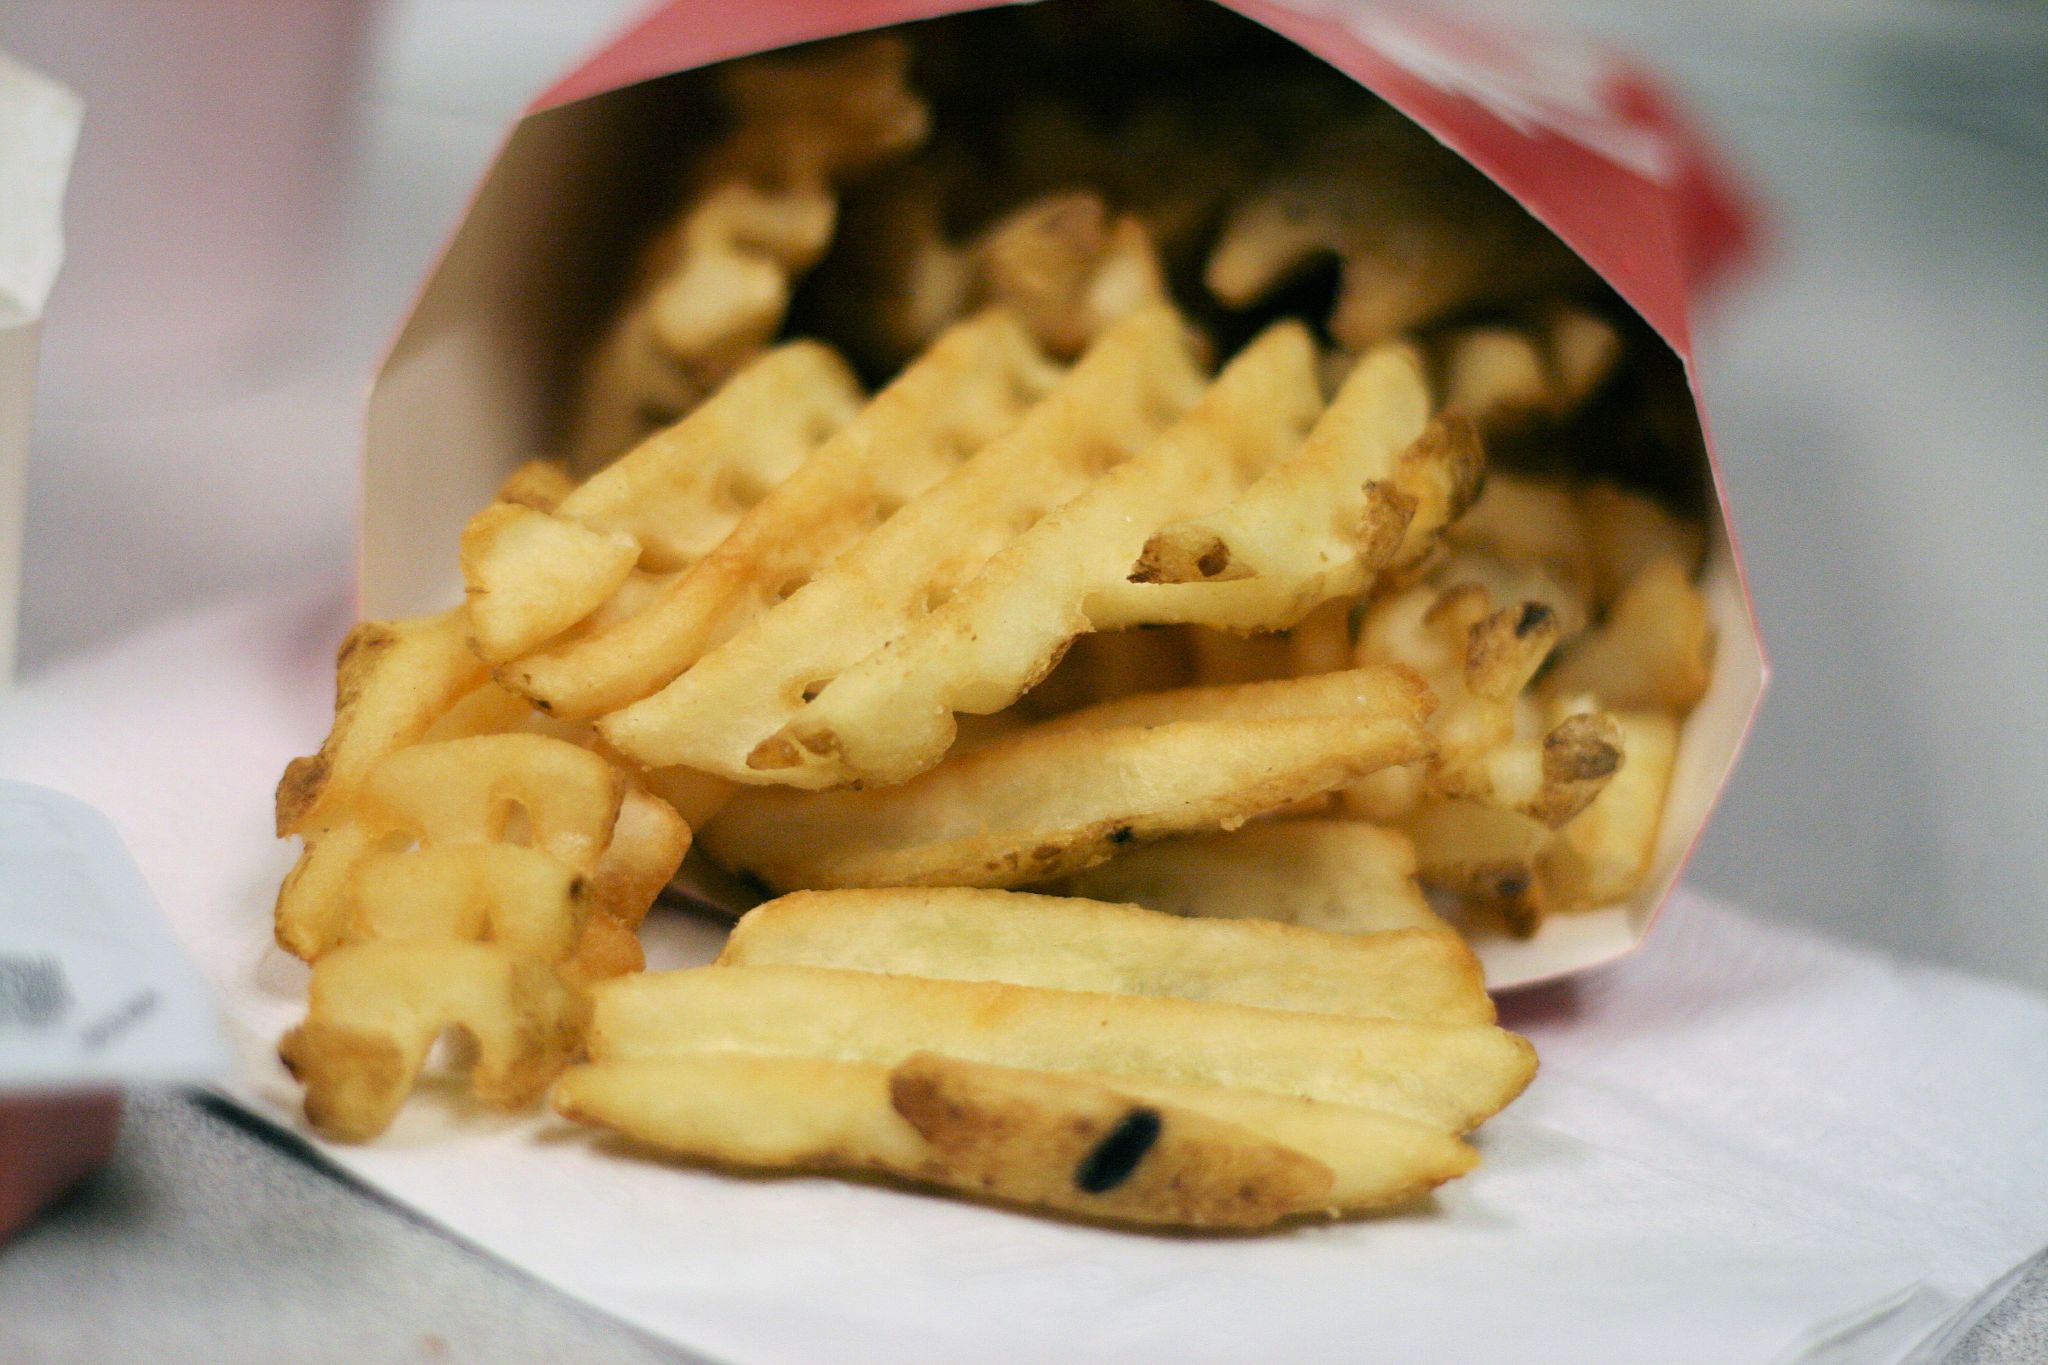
1,2 -> 2044,1361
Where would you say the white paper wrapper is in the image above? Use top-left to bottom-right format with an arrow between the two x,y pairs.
0,49 -> 78,682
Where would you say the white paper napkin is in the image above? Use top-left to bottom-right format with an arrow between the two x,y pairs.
3,580 -> 2045,1365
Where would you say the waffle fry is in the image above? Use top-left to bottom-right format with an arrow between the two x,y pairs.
1206,112 -> 1588,348
697,667 -> 1431,890
274,611 -> 486,838
509,311 -> 1062,720
754,321 -> 1317,786
1352,573 -> 1623,829
811,175 -> 1171,373
282,943 -> 588,1143
1543,557 -> 1714,711
273,607 -> 693,1138
598,306 -> 1204,780
1130,344 -> 1474,585
571,36 -> 929,461
1433,308 -> 1624,431
464,343 -> 863,664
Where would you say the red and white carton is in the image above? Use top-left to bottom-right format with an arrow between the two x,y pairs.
356,0 -> 1766,990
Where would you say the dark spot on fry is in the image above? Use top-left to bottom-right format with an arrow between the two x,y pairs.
1076,1108 -> 1161,1193
1514,602 -> 1554,638
1196,543 -> 1231,578
1109,825 -> 1135,844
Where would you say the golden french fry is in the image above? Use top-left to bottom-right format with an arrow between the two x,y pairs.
720,887 -> 1491,1024
599,306 -> 1204,781
493,460 -> 577,512
281,943 -> 587,1142
1578,483 -> 1708,609
1443,472 -> 1595,601
1404,798 -> 1554,937
744,321 -> 1312,786
275,611 -> 486,838
1540,710 -> 1679,908
571,35 -> 928,462
972,193 -> 1169,358
698,668 -> 1432,890
514,312 -> 1063,721
1205,112 -> 1589,348
1129,344 -> 1466,585
1543,557 -> 1714,711
889,1053 -> 1335,1226
555,1052 -> 1476,1228
1354,573 -> 1622,828
461,504 -> 640,664
589,964 -> 1534,1132
1057,820 -> 1448,937
1433,308 -> 1622,431
275,734 -> 625,960
344,844 -> 590,964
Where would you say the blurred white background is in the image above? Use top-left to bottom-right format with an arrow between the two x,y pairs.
3,0 -> 2045,1000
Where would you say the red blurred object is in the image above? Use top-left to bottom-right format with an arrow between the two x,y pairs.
0,1091 -> 121,1244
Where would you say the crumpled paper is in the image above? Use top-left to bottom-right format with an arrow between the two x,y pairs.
3,580 -> 2045,1365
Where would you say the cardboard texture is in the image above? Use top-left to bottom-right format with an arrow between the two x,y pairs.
357,0 -> 1765,989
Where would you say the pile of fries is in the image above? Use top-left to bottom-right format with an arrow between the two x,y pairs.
271,14 -> 1717,1227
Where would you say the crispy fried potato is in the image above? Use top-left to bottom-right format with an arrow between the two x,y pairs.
555,343 -> 865,572
698,668 -> 1432,890
973,193 -> 1169,358
889,1053 -> 1334,1226
571,36 -> 928,461
1405,798 -> 1554,937
1057,820 -> 1447,937
555,1052 -> 1476,1227
493,460 -> 576,512
514,312 -> 1063,721
462,505 -> 640,664
1579,482 -> 1707,609
1130,344 -> 1465,584
742,321 -> 1313,786
344,845 -> 591,963
720,887 -> 1491,1023
1433,308 -> 1622,431
1543,557 -> 1714,711
467,343 -> 864,666
275,734 -> 626,960
588,964 -> 1533,1132
1205,112 -> 1589,348
275,611 -> 486,838
1443,472 -> 1595,600
1353,577 -> 1622,827
764,329 -> 1472,788
599,305 -> 1204,780
1539,709 -> 1678,908
281,943 -> 587,1141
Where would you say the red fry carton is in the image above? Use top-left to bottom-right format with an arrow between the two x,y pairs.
356,0 -> 1766,989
